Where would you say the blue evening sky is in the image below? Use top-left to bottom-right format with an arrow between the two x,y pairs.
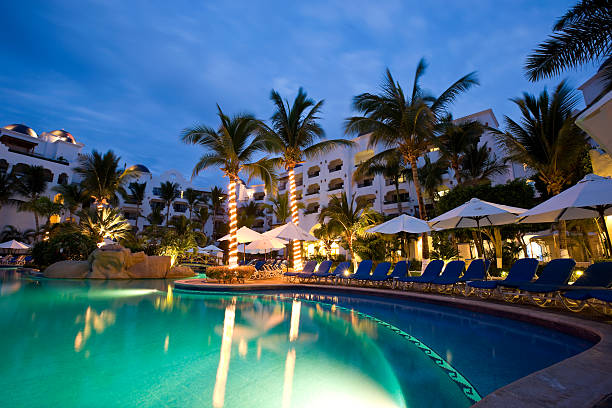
0,0 -> 597,189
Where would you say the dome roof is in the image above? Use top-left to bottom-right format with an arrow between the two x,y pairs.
127,164 -> 150,173
3,124 -> 38,138
48,129 -> 76,143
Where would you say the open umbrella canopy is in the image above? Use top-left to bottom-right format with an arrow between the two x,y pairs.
0,240 -> 30,250
219,226 -> 264,243
519,174 -> 612,223
245,237 -> 288,251
428,198 -> 527,230
201,244 -> 223,253
367,214 -> 431,234
263,221 -> 317,241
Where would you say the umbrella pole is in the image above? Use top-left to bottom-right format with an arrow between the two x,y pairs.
477,218 -> 484,259
598,207 -> 612,258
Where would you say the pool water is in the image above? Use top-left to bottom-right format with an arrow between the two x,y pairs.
0,271 -> 592,408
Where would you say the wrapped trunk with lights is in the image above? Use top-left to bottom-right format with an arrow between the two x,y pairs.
227,177 -> 239,268
287,167 -> 303,271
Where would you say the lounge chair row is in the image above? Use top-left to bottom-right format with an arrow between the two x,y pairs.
0,255 -> 31,266
285,258 -> 612,315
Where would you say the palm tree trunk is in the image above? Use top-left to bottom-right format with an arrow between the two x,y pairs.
394,179 -> 403,213
287,166 -> 303,271
166,204 -> 170,226
227,176 -> 239,267
135,203 -> 140,230
452,159 -> 461,185
408,156 -> 429,260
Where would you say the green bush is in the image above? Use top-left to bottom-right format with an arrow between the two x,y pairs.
32,232 -> 97,268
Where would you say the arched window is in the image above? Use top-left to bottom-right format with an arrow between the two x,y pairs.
58,173 -> 69,185
12,163 -> 29,177
42,169 -> 54,182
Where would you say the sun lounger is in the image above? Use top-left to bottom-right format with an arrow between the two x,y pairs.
397,259 -> 444,289
507,258 -> 576,305
467,258 -> 538,297
283,260 -> 317,281
558,262 -> 612,311
316,262 -> 351,283
429,260 -> 466,292
300,260 -> 332,281
344,260 -> 373,285
363,262 -> 392,285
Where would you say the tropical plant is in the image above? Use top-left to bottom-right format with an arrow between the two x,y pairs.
353,234 -> 388,262
74,150 -> 137,206
121,182 -> 147,230
78,207 -> 133,242
262,87 -> 353,269
525,0 -> 612,93
0,171 -> 16,212
319,192 -> 378,269
181,106 -> 276,267
13,165 -> 48,236
312,222 -> 340,256
416,156 -> 449,203
158,181 -> 179,226
431,232 -> 460,260
265,192 -> 304,224
434,116 -> 483,184
209,186 -> 226,238
194,205 -> 210,232
52,183 -> 89,220
147,206 -> 164,227
238,201 -> 259,228
459,141 -> 507,186
493,81 -> 588,254
31,232 -> 97,268
354,152 -> 409,213
0,225 -> 35,244
183,188 -> 201,220
33,196 -> 64,229
345,60 -> 479,259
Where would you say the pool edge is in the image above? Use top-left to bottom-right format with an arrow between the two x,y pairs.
174,280 -> 612,408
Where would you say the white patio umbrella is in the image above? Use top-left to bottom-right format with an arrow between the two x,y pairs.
428,198 -> 527,258
518,174 -> 612,256
367,214 -> 431,234
245,237 -> 288,258
219,226 -> 265,262
263,221 -> 317,241
0,240 -> 30,253
201,244 -> 223,253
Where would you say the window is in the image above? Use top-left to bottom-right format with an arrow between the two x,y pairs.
58,173 -> 69,185
152,187 -> 162,196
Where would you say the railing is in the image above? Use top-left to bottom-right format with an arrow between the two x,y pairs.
306,190 -> 320,196
7,148 -> 69,165
308,171 -> 320,178
328,165 -> 342,172
305,208 -> 319,215
357,179 -> 373,188
328,185 -> 344,191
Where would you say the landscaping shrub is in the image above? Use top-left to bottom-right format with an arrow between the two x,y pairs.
32,232 -> 97,268
206,266 -> 255,283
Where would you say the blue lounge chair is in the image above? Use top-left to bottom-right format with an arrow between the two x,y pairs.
345,260 -> 373,284
283,260 -> 316,281
457,259 -> 490,283
397,260 -> 444,289
559,262 -> 612,311
324,262 -> 351,283
429,260 -> 466,292
467,258 -> 539,297
308,260 -> 333,282
389,261 -> 409,280
363,262 -> 392,285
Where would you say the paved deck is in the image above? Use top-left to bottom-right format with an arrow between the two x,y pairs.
174,278 -> 612,408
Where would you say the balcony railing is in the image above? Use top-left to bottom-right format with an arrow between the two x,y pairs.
306,190 -> 320,196
305,207 -> 319,215
328,165 -> 342,172
308,171 -> 320,178
8,148 -> 70,166
357,179 -> 373,188
328,184 -> 344,191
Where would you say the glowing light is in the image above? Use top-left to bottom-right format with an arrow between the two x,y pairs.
289,300 -> 301,342
164,335 -> 169,353
575,270 -> 584,277
238,338 -> 247,357
166,285 -> 173,305
288,168 -> 303,271
227,179 -> 239,268
282,348 -> 296,408
213,303 -> 236,408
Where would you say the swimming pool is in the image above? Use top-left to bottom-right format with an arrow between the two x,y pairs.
0,270 -> 592,407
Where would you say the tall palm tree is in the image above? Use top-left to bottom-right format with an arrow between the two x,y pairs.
209,186 -> 226,239
181,106 -> 276,267
265,192 -> 304,224
184,188 -> 201,220
493,80 -> 587,254
346,61 -> 479,259
417,156 -> 449,203
159,181 -> 179,226
354,151 -> 409,214
34,196 -> 64,229
434,116 -> 483,184
14,165 -> 49,236
319,192 -> 377,269
312,222 -> 340,257
147,207 -> 164,227
263,88 -> 353,270
459,142 -> 507,186
53,183 -> 89,221
525,0 -> 612,90
238,201 -> 259,228
0,225 -> 35,244
0,171 -> 16,212
74,150 -> 137,207
194,206 -> 210,233
78,207 -> 132,242
126,182 -> 147,230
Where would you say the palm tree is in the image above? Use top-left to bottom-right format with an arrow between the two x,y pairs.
319,192 -> 377,269
147,207 -> 164,227
32,196 -> 64,229
78,207 -> 132,242
417,156 -> 449,203
52,183 -> 89,221
184,188 -> 201,220
194,206 -> 210,233
13,165 -> 49,236
312,222 -> 340,257
0,225 -> 35,244
434,116 -> 483,184
262,88 -> 353,270
74,150 -> 138,207
459,142 -> 507,186
159,181 -> 179,226
493,80 -> 587,255
238,201 -> 259,228
354,151 -> 409,214
265,192 -> 304,224
209,186 -> 226,239
181,106 -> 276,267
346,61 -> 479,259
525,0 -> 612,90
124,182 -> 147,230
0,171 -> 16,212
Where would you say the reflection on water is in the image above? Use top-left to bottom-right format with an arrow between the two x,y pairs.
0,272 -> 592,408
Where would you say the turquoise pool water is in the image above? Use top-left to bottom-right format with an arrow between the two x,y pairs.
0,270 -> 592,407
